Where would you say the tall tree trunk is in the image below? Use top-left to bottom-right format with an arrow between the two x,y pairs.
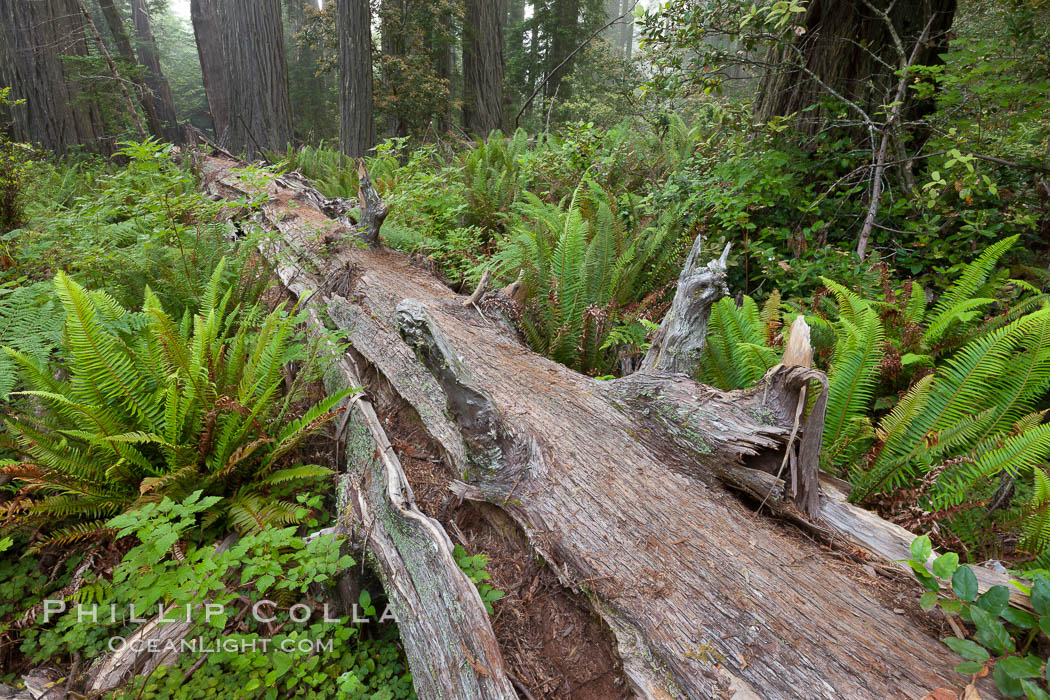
0,0 -> 109,154
97,0 -> 135,61
432,7 -> 456,132
97,0 -> 164,139
284,0 -> 334,142
378,0 -> 408,138
527,14 -> 540,105
546,0 -> 581,100
602,0 -> 619,50
463,0 -> 506,135
506,0 -> 526,57
190,0 -> 230,141
619,0 -> 633,59
222,0 -> 295,157
73,0 -> 149,140
130,0 -> 181,143
756,0 -> 956,134
339,0 -> 376,157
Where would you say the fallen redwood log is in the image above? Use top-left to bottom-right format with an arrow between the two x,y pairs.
198,153 -> 998,699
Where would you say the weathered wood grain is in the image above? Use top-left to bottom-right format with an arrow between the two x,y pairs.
199,153 -> 1003,700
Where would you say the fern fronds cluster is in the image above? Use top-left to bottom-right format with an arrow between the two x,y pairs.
493,183 -> 684,374
698,237 -> 1050,562
0,280 -> 63,399
1,263 -> 352,546
459,129 -> 531,235
699,296 -> 778,389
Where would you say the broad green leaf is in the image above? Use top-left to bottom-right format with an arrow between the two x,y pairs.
971,606 -> 1015,655
1002,607 -> 1037,629
933,552 -> 960,579
943,637 -> 990,662
1021,679 -> 1050,700
1000,655 -> 1042,679
910,535 -> 933,563
256,574 -> 275,593
920,591 -> 939,610
953,566 -> 979,602
955,661 -> 985,674
995,661 -> 1024,697
978,586 -> 1011,617
1032,578 -> 1050,616
272,651 -> 294,679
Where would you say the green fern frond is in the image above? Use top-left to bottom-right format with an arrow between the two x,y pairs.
258,464 -> 333,486
923,235 -> 1018,343
934,422 -> 1050,507
1022,468 -> 1050,555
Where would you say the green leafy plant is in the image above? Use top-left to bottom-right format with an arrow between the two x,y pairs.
453,544 -> 505,615
24,492 -> 414,699
5,140 -> 268,321
699,237 -> 1050,565
493,184 -> 684,374
0,87 -> 32,233
458,129 -> 530,235
0,265 -> 352,546
907,534 -> 1050,698
0,279 -> 64,399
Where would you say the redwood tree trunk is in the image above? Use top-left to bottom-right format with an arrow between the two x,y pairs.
463,0 -> 507,135
96,0 -> 164,140
130,0 -> 181,143
0,0 -> 109,154
222,0 -> 295,157
190,0 -> 230,142
619,0 -> 634,59
756,0 -> 957,132
339,0 -> 376,157
546,0 -> 581,100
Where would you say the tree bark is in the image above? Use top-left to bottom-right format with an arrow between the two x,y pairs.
190,0 -> 230,142
73,0 -> 148,140
377,0 -> 406,138
222,0 -> 295,157
199,162 -> 517,698
339,0 -> 376,158
130,0 -> 182,143
463,0 -> 507,135
96,0 -> 165,140
756,0 -> 956,134
545,0 -> 581,100
506,0 -> 525,59
198,152 -> 1015,699
639,240 -> 729,375
619,0 -> 634,59
0,0 -> 109,154
97,0 -> 136,62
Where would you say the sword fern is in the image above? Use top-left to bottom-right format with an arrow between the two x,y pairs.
1,264 -> 352,546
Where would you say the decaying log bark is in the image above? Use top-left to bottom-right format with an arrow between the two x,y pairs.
198,153 -> 1015,699
291,292 -> 517,700
354,159 -> 389,245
